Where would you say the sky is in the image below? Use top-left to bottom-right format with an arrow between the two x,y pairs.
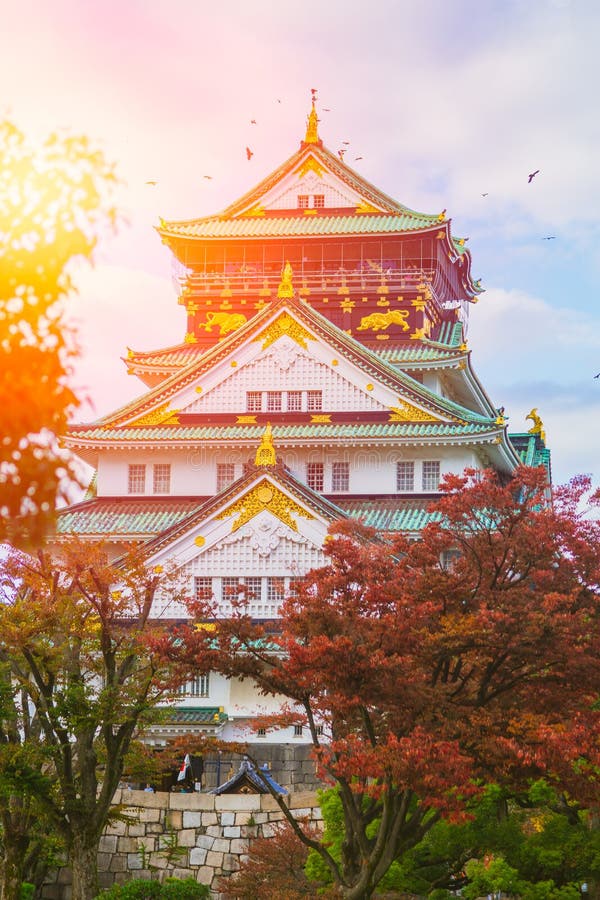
3,0 -> 599,488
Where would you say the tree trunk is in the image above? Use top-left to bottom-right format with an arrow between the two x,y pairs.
69,834 -> 99,900
0,846 -> 25,900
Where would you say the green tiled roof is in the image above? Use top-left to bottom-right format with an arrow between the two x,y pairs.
161,213 -> 442,240
67,421 -> 499,446
509,433 -> 552,471
156,707 -> 228,725
335,498 -> 443,532
127,344 -> 200,369
57,498 -> 204,536
373,345 -> 462,364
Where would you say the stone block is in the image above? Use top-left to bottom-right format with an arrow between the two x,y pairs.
206,850 -> 224,868
202,811 -> 218,825
230,838 -> 247,854
219,811 -> 235,826
178,828 -> 197,847
223,825 -> 241,838
195,834 -> 214,850
105,820 -> 127,836
196,867 -> 213,885
123,789 -> 169,809
99,835 -> 118,854
97,852 -> 111,872
139,807 -> 161,823
290,807 -> 311,819
98,872 -> 113,889
288,791 -> 318,809
211,838 -> 231,854
169,792 -> 215,811
167,810 -> 183,829
148,853 -> 168,869
259,794 -> 283,811
182,811 -> 202,828
109,857 -> 127,872
127,853 -> 143,870
215,794 -> 260,811
146,823 -> 164,834
205,825 -> 222,837
189,846 -> 208,866
222,853 -> 241,873
118,836 -> 144,853
241,825 -> 259,839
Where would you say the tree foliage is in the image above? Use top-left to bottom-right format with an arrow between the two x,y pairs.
178,467 -> 600,900
0,540 -> 197,900
0,119 -> 118,546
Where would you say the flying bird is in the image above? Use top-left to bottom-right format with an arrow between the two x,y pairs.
528,169 -> 540,183
481,192 -> 488,197
203,175 -> 213,180
246,147 -> 254,160
250,119 -> 257,124
323,107 -> 332,112
341,141 -> 350,145
594,372 -> 600,379
542,236 -> 556,240
276,98 -> 282,103
145,181 -> 157,186
354,156 -> 363,160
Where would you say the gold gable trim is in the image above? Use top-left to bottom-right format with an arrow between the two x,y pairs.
241,204 -> 265,217
355,201 -> 380,214
217,479 -> 314,533
127,403 -> 180,427
295,157 -> 324,179
256,312 -> 313,350
388,400 -> 441,423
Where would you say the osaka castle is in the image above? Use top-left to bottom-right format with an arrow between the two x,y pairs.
58,100 -> 550,744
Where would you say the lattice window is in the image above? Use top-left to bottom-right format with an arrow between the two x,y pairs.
266,577 -> 285,616
332,461 -> 349,492
307,390 -> 322,411
293,724 -> 303,737
287,390 -> 302,411
313,194 -> 325,208
422,460 -> 441,491
127,464 -> 145,494
267,391 -> 282,412
396,462 -> 415,492
153,463 -> 171,494
194,577 -> 213,601
178,674 -> 210,697
306,462 -> 324,491
245,577 -> 262,606
217,463 -> 236,492
246,391 -> 262,412
297,194 -> 309,208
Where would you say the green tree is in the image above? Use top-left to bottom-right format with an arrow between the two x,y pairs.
0,119 -> 118,546
0,540 -> 199,900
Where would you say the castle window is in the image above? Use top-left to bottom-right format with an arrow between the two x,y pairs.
178,674 -> 210,697
293,724 -> 304,737
245,577 -> 262,603
153,463 -> 171,494
422,460 -> 441,491
257,727 -> 266,737
194,577 -> 213,601
267,391 -> 282,412
127,464 -> 146,494
246,391 -> 262,412
396,462 -> 415,492
266,577 -> 285,610
297,194 -> 309,208
316,725 -> 325,736
313,194 -> 325,208
332,461 -> 349,492
287,390 -> 302,411
307,390 -> 322,411
217,463 -> 236,492
306,462 -> 324,491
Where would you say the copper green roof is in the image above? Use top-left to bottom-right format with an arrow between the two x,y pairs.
334,497 -> 443,532
509,433 -> 552,472
67,421 -> 500,446
57,497 -> 203,536
159,212 -> 443,240
157,707 -> 228,726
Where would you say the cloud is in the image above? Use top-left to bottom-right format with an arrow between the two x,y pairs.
468,287 -> 600,485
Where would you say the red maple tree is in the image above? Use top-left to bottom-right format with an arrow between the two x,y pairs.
179,467 -> 600,900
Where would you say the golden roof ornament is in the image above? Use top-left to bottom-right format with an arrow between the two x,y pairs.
277,261 -> 294,299
526,407 -> 546,444
255,422 -> 277,466
304,100 -> 319,144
